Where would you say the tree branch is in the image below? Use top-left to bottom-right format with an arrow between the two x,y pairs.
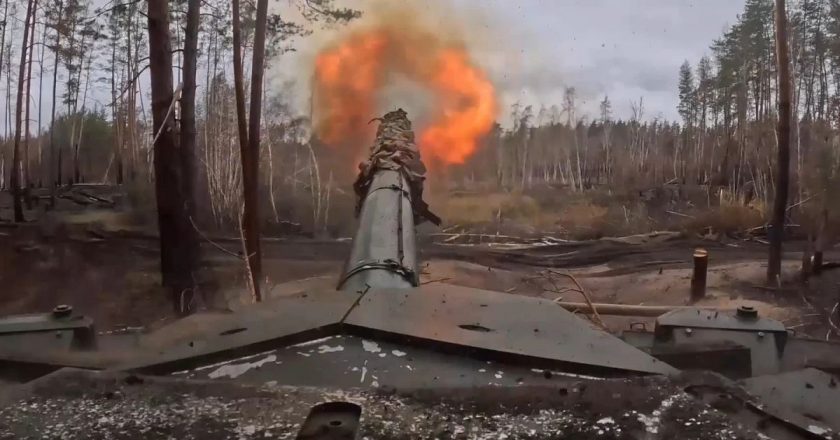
152,83 -> 183,146
188,216 -> 241,258
107,64 -> 150,108
93,0 -> 143,18
545,270 -> 607,331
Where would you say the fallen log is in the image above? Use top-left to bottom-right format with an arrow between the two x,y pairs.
58,193 -> 93,205
819,261 -> 840,271
556,301 -> 724,317
430,232 -> 531,242
665,210 -> 694,219
75,189 -> 115,206
442,234 -> 462,243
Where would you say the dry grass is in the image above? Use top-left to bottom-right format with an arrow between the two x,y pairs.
441,192 -> 540,227
122,177 -> 773,241
439,190 -> 637,239
682,203 -> 766,235
439,185 -> 773,240
553,201 -> 609,237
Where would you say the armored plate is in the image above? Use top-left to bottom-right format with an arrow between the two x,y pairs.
175,333 -> 600,388
121,289 -> 360,374
671,328 -> 781,376
0,312 -> 92,334
654,308 -> 789,377
656,308 -> 786,333
344,283 -> 677,376
782,339 -> 840,374
743,368 -> 840,434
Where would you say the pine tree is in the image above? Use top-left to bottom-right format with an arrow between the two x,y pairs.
678,60 -> 696,127
696,56 -> 713,130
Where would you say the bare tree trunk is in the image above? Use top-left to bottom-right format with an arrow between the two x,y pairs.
0,0 -> 8,189
768,0 -> 792,286
0,1 -> 7,138
323,171 -> 333,235
48,0 -> 62,206
231,0 -> 248,152
565,155 -> 575,190
306,141 -> 322,230
126,12 -> 135,181
240,0 -> 268,301
66,45 -> 83,183
813,207 -> 828,275
232,0 -> 256,294
177,0 -> 201,308
200,31 -> 213,214
520,134 -> 528,189
147,0 -> 192,313
603,123 -> 612,186
73,54 -> 92,183
574,128 -> 583,191
11,0 -> 36,222
23,5 -> 37,194
110,30 -> 123,185
5,42 -> 13,143
800,232 -> 813,283
36,18 -> 47,187
59,13 -> 80,186
267,134 -> 279,223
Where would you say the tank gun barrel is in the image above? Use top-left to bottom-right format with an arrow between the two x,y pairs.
337,109 -> 438,292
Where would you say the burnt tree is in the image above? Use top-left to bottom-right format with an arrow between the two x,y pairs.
231,0 -> 258,298
177,0 -> 202,307
232,0 -> 265,301
768,0 -> 792,285
147,0 -> 197,313
244,0 -> 270,300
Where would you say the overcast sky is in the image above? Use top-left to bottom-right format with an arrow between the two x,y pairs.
274,0 -> 746,125
482,0 -> 746,122
1,0 -> 746,135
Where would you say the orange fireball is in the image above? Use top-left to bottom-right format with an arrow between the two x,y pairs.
419,49 -> 497,164
314,31 -> 388,145
313,23 -> 497,165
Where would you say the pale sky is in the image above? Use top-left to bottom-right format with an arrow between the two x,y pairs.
1,0 -> 746,135
484,0 -> 745,122
272,0 -> 746,125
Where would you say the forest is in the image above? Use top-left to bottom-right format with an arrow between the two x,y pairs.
0,0 -> 835,317
465,0 -> 839,239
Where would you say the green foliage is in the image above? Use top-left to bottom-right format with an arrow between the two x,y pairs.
223,0 -> 362,63
599,96 -> 612,123
46,110 -> 114,169
800,122 -> 840,228
298,0 -> 362,24
706,2 -> 775,123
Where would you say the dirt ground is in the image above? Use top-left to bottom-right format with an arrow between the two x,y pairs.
1,186 -> 837,338
1,215 -> 838,341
